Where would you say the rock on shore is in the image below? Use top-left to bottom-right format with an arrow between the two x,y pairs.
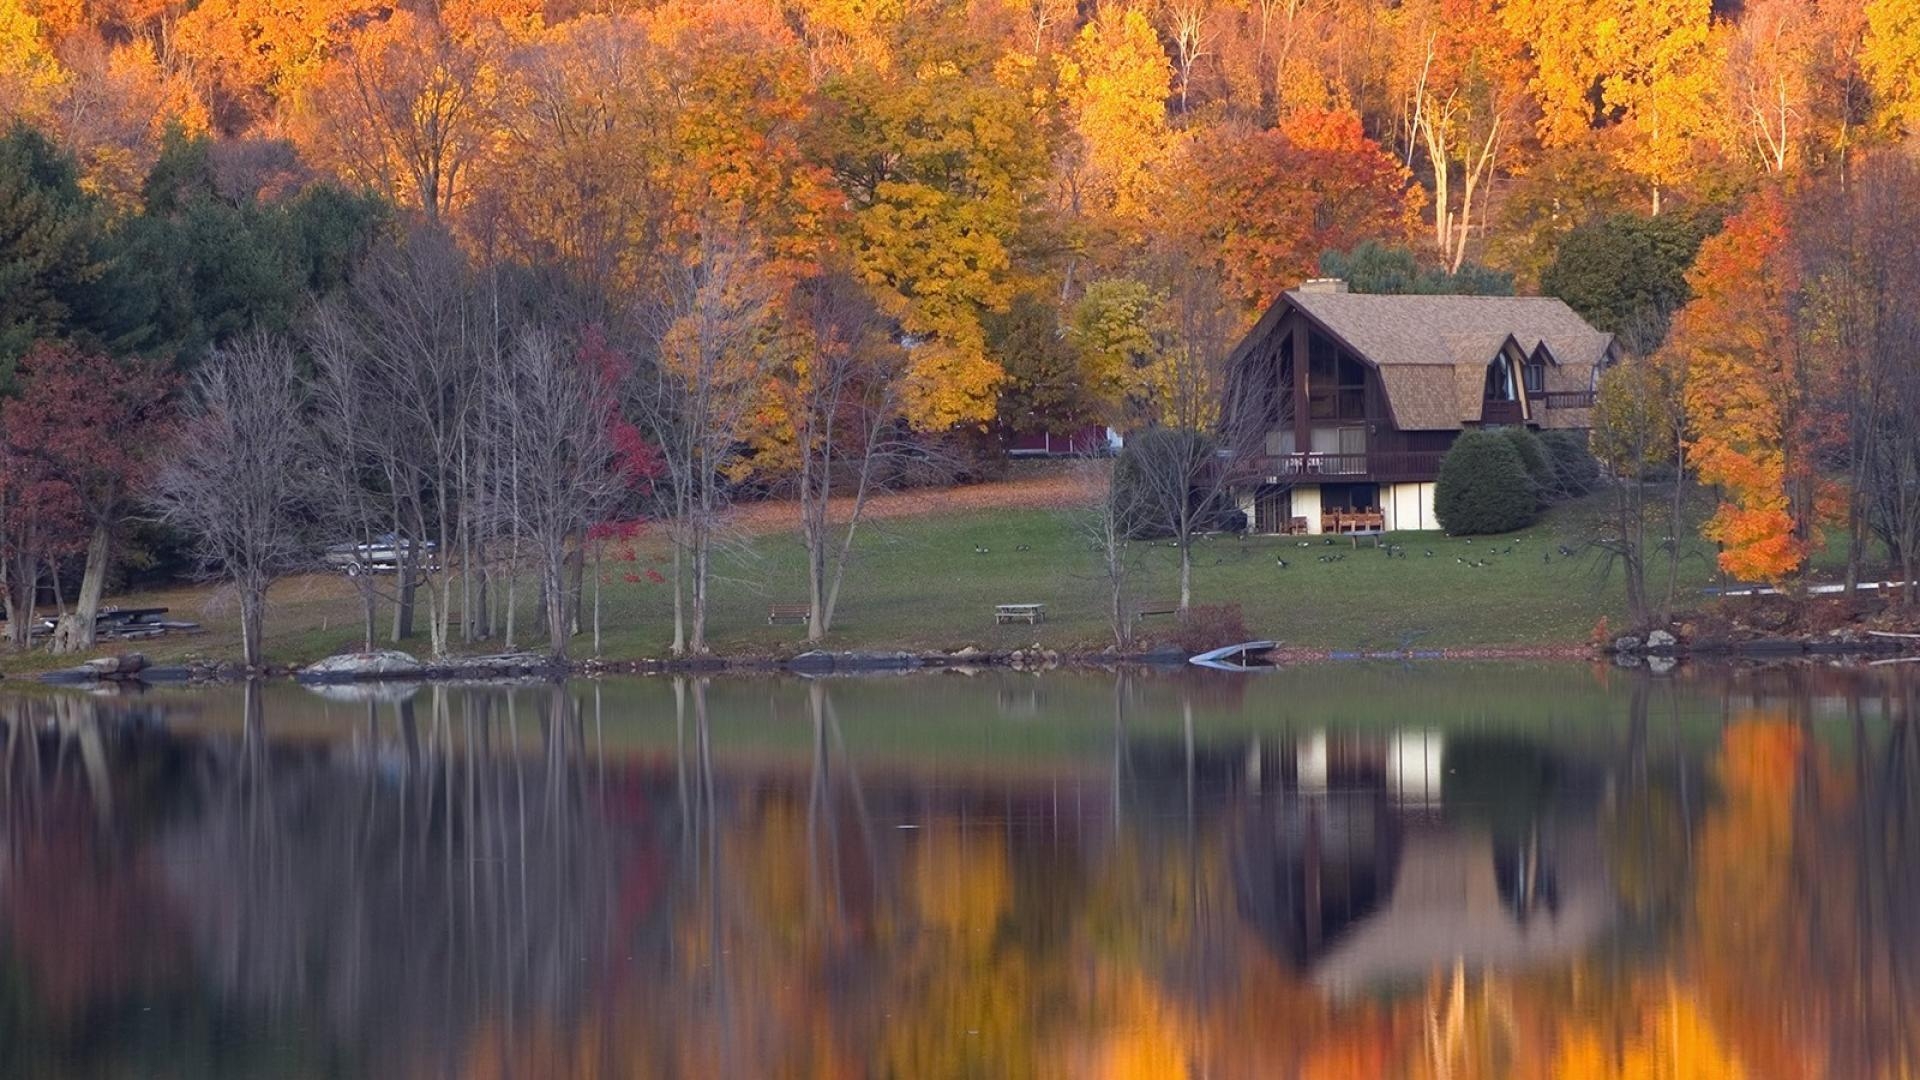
299,650 -> 424,680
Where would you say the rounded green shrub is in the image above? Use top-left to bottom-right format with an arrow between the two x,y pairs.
1435,429 -> 1540,535
1500,426 -> 1553,490
1539,429 -> 1601,498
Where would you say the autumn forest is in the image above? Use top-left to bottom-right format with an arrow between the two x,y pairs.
5,0 -> 1920,660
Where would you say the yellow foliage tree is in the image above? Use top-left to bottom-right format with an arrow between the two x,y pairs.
0,0 -> 69,123
1863,0 -> 1920,135
823,42 -> 1049,429
1504,0 -> 1723,212
1058,4 -> 1173,233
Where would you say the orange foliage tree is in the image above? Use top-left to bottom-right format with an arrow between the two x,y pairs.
1173,107 -> 1416,310
293,8 -> 500,223
1671,188 -> 1821,582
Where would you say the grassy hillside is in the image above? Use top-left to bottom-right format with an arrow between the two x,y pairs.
2,478 -> 1742,672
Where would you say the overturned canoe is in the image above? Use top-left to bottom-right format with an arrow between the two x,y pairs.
1189,640 -> 1279,671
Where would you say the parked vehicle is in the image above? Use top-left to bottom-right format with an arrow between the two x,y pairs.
323,535 -> 440,576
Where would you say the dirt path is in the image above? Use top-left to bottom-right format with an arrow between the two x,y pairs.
727,463 -> 1102,537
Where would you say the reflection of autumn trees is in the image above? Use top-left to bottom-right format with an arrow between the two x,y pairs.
8,670 -> 1920,1076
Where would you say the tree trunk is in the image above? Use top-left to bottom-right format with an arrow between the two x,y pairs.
393,558 -> 417,641
1179,540 -> 1193,611
691,532 -> 710,654
568,546 -> 585,638
807,537 -> 827,643
51,519 -> 112,655
503,566 -> 517,650
2,556 -> 35,651
461,516 -> 476,643
670,538 -> 686,656
1660,442 -> 1687,623
1845,496 -> 1863,595
240,583 -> 266,669
473,562 -> 490,640
545,549 -> 569,659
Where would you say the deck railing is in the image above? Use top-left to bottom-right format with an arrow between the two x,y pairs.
1540,389 -> 1598,409
1261,451 -> 1446,483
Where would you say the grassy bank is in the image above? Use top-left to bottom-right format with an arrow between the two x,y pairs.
2,478 -> 1742,674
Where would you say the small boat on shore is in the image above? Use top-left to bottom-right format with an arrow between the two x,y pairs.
1189,640 -> 1279,671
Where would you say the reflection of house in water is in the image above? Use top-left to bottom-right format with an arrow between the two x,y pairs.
1224,729 -> 1611,997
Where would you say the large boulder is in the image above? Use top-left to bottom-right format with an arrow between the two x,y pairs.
1646,629 -> 1678,652
81,653 -> 148,676
300,650 -> 423,681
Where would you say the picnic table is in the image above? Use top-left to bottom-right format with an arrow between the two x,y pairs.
0,606 -> 200,643
995,603 -> 1046,625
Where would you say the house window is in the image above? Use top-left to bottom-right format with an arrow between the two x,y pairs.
1309,332 -> 1369,420
1524,358 -> 1546,395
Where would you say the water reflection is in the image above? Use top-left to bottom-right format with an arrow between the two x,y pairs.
0,664 -> 1916,1077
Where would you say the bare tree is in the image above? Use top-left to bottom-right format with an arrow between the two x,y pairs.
1587,335 -> 1701,630
778,272 -> 920,643
627,234 -> 781,655
1164,0 -> 1217,113
309,302 -> 397,651
1118,255 -> 1263,611
1837,155 -> 1920,600
150,333 -> 313,669
1796,152 -> 1920,599
336,227 -> 483,657
490,327 -> 623,658
1082,460 -> 1147,648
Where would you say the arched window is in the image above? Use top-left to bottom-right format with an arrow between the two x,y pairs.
1483,355 -> 1517,402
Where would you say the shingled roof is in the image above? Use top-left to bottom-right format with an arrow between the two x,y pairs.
1232,288 -> 1615,431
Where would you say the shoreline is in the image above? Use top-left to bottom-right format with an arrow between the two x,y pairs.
18,632 -> 1920,689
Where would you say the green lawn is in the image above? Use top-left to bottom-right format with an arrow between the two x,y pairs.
2,487 -> 1750,673
586,495 -> 1723,655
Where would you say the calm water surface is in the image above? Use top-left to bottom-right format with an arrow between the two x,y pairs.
2,662 -> 1916,1078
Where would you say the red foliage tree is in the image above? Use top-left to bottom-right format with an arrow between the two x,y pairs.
0,435 -> 83,649
1,342 -> 175,652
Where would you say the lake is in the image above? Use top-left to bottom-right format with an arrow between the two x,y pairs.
1,662 -> 1915,1078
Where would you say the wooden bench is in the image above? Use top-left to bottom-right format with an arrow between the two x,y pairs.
1134,600 -> 1180,619
995,603 -> 1046,625
766,603 -> 810,626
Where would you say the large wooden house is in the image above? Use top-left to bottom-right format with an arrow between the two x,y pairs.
1223,279 -> 1615,534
